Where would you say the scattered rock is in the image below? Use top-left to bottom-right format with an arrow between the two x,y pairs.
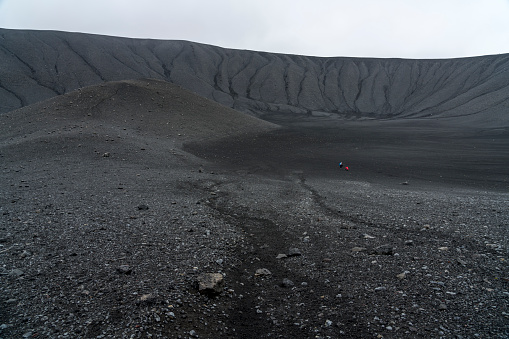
287,248 -> 302,257
438,303 -> 447,310
404,240 -> 414,246
137,293 -> 157,305
255,268 -> 272,276
438,246 -> 449,251
396,272 -> 406,280
351,247 -> 367,252
9,269 -> 24,277
281,278 -> 295,288
196,273 -> 224,296
276,253 -> 287,259
371,245 -> 394,255
117,265 -> 132,275
137,204 -> 149,210
457,258 -> 467,266
102,152 -> 110,157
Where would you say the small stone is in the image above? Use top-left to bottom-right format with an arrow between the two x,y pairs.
281,278 -> 295,288
325,319 -> 333,327
197,273 -> 224,296
137,294 -> 156,305
438,247 -> 449,251
102,152 -> 110,157
5,299 -> 17,304
363,234 -> 375,239
117,265 -> 132,274
404,240 -> 414,246
438,303 -> 447,310
137,205 -> 149,210
396,272 -> 406,280
351,247 -> 367,252
276,254 -> 287,259
288,248 -> 302,257
371,245 -> 394,255
255,268 -> 272,276
9,269 -> 24,277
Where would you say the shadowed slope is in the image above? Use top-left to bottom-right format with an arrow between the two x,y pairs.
1,29 -> 508,127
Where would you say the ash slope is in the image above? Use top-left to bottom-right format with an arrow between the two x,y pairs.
0,78 -> 277,145
1,29 -> 509,127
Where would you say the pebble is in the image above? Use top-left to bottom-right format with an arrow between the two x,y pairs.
281,278 -> 295,288
9,269 -> 24,277
288,248 -> 302,257
117,265 -> 132,274
396,272 -> 406,280
372,245 -> 394,255
255,268 -> 272,276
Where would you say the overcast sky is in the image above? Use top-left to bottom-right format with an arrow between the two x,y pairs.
1,0 -> 508,59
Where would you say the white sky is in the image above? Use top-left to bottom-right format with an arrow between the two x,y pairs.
1,0 -> 509,59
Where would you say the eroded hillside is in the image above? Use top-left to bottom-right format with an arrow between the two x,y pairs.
1,29 -> 509,124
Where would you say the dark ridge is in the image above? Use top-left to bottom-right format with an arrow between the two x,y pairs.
1,28 -> 508,127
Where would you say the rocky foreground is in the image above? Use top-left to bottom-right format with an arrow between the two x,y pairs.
1,145 -> 508,338
0,75 -> 508,338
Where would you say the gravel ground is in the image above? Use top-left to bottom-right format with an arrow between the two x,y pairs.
1,81 -> 508,338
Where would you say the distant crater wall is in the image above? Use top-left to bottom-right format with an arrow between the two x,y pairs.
1,29 -> 509,120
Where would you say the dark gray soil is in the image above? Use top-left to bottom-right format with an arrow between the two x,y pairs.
1,80 -> 508,338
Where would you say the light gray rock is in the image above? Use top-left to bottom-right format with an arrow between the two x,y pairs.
255,268 -> 272,276
196,273 -> 224,296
